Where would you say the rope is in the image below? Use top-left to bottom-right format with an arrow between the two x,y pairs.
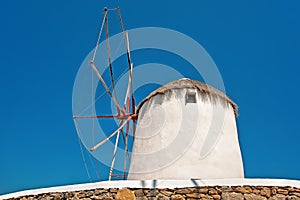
87,149 -> 101,180
91,62 -> 95,156
75,119 -> 92,182
91,64 -> 101,180
104,14 -> 117,96
117,8 -> 132,71
92,10 -> 107,62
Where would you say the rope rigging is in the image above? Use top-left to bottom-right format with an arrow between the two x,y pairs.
117,8 -> 132,72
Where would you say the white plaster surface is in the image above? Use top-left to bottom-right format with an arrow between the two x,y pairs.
128,88 -> 244,179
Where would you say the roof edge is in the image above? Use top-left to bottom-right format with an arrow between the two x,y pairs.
137,79 -> 238,117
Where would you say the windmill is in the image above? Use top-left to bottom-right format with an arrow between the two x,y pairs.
73,7 -> 244,182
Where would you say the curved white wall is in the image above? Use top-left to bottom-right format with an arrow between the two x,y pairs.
128,88 -> 244,180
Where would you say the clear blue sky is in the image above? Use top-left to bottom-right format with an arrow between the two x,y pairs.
1,0 -> 300,195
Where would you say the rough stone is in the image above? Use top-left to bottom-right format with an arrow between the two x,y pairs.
96,193 -> 113,199
208,188 -> 218,195
94,189 -> 108,195
175,188 -> 193,194
170,194 -> 185,200
220,186 -> 233,193
235,186 -> 252,194
186,193 -> 201,198
85,191 -> 94,197
292,193 -> 300,198
115,188 -> 135,200
222,192 -> 244,200
146,190 -> 159,197
212,194 -> 221,200
253,189 -> 261,195
245,187 -> 253,193
260,187 -> 271,197
133,189 -> 144,197
255,186 -> 265,190
271,188 -> 277,195
44,196 -> 54,200
201,198 -> 211,200
201,197 -> 213,200
135,197 -> 147,200
157,194 -> 170,200
215,187 -> 222,194
288,187 -> 296,192
148,197 -> 157,200
160,190 -> 173,197
197,187 -> 209,194
50,193 -> 62,200
277,189 -> 289,195
269,194 -> 287,200
65,192 -> 75,198
288,196 -> 300,200
244,193 -> 267,200
110,189 -> 118,193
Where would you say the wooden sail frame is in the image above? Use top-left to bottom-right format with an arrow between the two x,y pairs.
73,7 -> 137,181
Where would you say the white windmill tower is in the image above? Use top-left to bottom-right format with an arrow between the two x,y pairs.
127,78 -> 244,180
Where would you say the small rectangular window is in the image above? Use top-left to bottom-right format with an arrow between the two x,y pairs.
186,91 -> 197,103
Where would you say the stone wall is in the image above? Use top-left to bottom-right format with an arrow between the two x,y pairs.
5,186 -> 300,200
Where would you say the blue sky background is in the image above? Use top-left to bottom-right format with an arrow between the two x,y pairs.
1,0 -> 300,195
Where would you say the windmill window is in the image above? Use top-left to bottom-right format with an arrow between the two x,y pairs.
186,91 -> 197,103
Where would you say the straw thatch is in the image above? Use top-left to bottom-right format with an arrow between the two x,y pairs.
137,78 -> 238,117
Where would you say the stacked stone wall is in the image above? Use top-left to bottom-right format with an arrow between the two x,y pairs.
5,186 -> 300,200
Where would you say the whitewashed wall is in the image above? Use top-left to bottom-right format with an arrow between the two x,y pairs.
128,87 -> 244,179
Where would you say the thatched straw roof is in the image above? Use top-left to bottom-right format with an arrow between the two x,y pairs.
137,78 -> 238,117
